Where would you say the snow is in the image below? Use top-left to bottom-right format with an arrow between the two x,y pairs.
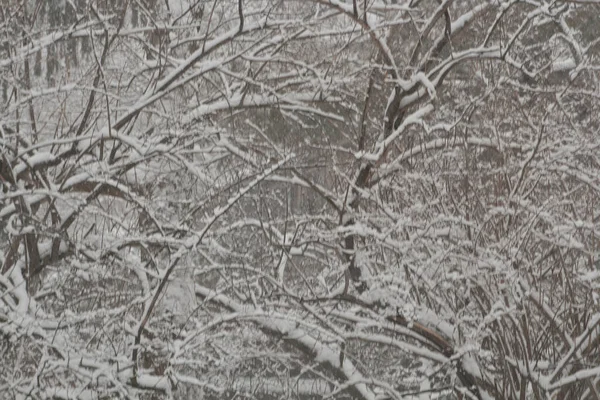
2,1 -> 600,399
12,152 -> 57,176
552,58 -> 576,72
184,91 -> 342,124
195,285 -> 377,400
413,72 -> 437,100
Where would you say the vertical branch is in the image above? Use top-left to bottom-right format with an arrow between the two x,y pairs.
238,0 -> 244,33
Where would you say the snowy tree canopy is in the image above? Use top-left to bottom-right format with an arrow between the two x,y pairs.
1,0 -> 600,399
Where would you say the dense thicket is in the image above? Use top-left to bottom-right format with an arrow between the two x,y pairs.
1,1 -> 599,399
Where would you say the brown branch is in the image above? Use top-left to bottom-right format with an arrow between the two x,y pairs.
237,0 -> 244,33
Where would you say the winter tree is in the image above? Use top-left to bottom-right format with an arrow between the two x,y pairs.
1,0 -> 599,399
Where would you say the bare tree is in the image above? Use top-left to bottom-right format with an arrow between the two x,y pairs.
1,1 -> 599,399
